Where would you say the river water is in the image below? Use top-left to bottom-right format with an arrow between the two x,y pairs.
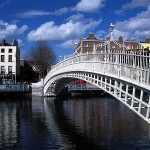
0,96 -> 150,150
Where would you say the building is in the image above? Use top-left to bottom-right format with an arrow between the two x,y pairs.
75,32 -> 144,54
75,32 -> 105,53
20,60 -> 40,83
0,39 -> 20,83
140,37 -> 150,50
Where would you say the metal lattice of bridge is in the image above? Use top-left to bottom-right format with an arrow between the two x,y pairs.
44,49 -> 150,124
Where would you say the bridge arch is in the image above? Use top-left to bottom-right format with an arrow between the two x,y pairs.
44,52 -> 150,124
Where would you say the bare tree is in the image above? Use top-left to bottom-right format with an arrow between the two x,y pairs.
28,40 -> 56,78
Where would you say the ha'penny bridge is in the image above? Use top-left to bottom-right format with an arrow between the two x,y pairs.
43,23 -> 150,124
43,49 -> 150,124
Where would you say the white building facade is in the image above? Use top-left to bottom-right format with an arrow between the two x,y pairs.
0,39 -> 20,82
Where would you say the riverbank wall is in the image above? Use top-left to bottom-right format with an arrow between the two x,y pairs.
31,79 -> 44,96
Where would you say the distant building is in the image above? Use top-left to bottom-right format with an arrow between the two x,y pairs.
140,37 -> 150,50
0,39 -> 20,83
75,33 -> 143,54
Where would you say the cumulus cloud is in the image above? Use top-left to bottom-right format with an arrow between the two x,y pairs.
115,6 -> 150,40
28,18 -> 102,43
73,0 -> 105,12
0,20 -> 28,39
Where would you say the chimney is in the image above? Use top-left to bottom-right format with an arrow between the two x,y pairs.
12,39 -> 18,46
88,32 -> 95,39
2,39 -> 5,46
118,36 -> 123,43
145,37 -> 150,43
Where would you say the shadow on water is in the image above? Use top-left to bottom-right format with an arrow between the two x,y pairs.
46,96 -> 150,150
48,97 -> 101,150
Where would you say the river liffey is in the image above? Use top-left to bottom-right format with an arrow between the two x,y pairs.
0,96 -> 150,150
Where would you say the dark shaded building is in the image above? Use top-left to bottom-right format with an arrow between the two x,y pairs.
20,60 -> 39,83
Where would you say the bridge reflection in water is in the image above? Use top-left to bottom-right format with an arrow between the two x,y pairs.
0,96 -> 150,149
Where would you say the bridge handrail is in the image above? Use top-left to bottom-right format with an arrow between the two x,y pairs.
45,50 -> 150,87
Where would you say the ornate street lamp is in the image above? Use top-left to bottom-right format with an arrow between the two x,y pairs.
109,23 -> 115,41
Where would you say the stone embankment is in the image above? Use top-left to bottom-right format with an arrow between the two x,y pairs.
32,79 -> 44,96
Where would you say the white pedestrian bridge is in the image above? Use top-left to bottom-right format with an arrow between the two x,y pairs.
44,50 -> 150,124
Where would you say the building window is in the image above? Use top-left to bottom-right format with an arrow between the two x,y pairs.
1,55 -> 5,62
8,66 -> 12,74
8,55 -> 12,62
1,66 -> 5,74
1,48 -> 5,53
9,49 -> 12,53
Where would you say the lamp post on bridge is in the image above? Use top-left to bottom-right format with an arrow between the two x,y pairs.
109,23 -> 115,42
59,55 -> 62,62
92,23 -> 115,62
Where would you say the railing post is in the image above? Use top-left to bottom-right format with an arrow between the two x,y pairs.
114,81 -> 117,96
119,82 -> 122,99
138,90 -> 143,113
130,86 -> 135,109
125,85 -> 129,103
109,79 -> 112,92
146,95 -> 150,120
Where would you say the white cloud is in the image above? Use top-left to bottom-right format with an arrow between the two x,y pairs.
115,6 -> 150,40
113,29 -> 130,41
0,20 -> 28,39
59,40 -> 75,49
16,0 -> 105,19
66,13 -> 84,22
17,25 -> 28,34
28,18 -> 102,43
122,0 -> 150,10
74,0 -> 105,12
95,30 -> 106,39
115,0 -> 150,15
16,10 -> 51,18
52,7 -> 70,15
17,39 -> 23,47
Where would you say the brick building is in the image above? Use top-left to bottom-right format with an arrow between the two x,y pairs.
74,32 -> 147,54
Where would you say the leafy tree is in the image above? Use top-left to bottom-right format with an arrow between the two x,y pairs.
28,40 -> 56,78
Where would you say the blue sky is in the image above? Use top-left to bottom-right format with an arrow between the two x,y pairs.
0,0 -> 150,61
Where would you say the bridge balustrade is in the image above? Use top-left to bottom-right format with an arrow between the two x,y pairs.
45,50 -> 150,87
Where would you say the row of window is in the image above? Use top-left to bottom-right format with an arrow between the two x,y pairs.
1,48 -> 12,53
0,66 -> 12,74
1,55 -> 12,62
81,43 -> 140,49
